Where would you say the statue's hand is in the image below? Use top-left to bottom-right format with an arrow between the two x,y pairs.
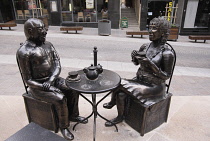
131,50 -> 138,58
43,81 -> 52,91
49,86 -> 61,93
131,50 -> 139,65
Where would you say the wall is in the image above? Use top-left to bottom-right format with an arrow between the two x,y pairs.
176,0 -> 185,27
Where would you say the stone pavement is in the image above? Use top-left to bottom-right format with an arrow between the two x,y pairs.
0,24 -> 210,141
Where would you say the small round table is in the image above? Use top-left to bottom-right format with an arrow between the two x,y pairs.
66,69 -> 121,141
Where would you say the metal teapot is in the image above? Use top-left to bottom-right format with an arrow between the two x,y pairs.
83,64 -> 103,80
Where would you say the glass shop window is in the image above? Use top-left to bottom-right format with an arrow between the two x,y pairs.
184,0 -> 210,28
61,0 -> 100,22
73,0 -> 97,22
13,0 -> 48,20
194,0 -> 210,28
100,0 -> 108,20
61,0 -> 73,21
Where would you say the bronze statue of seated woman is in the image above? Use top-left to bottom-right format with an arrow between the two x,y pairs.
103,17 -> 175,126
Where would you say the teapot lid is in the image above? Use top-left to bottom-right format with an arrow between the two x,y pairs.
88,64 -> 96,70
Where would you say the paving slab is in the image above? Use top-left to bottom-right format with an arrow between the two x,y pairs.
1,95 -> 210,141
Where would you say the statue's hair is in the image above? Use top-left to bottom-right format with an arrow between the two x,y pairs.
150,17 -> 171,44
24,18 -> 43,39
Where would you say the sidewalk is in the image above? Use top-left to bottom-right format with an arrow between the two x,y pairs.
1,95 -> 210,141
0,24 -> 210,141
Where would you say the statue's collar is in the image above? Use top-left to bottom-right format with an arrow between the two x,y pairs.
26,40 -> 44,47
26,40 -> 36,47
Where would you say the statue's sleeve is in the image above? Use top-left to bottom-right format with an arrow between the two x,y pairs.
149,49 -> 175,80
48,44 -> 61,83
159,49 -> 175,80
139,43 -> 148,52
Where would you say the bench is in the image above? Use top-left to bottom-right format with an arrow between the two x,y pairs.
0,23 -> 17,30
126,31 -> 149,38
189,35 -> 210,43
60,26 -> 83,33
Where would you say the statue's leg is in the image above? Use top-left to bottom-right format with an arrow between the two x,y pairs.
103,87 -> 122,109
55,77 -> 88,124
105,92 -> 127,127
103,92 -> 116,109
30,89 -> 69,128
116,92 -> 127,118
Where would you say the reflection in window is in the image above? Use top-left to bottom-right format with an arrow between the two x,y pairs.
61,0 -> 73,21
61,0 -> 109,22
13,0 -> 48,20
73,0 -> 96,22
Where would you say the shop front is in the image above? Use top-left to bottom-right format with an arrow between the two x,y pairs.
140,0 -> 178,30
12,0 -> 120,28
180,0 -> 210,35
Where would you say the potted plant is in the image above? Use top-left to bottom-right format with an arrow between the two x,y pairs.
168,24 -> 179,41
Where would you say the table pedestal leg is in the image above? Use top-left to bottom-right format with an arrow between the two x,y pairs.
92,94 -> 97,141
73,92 -> 118,141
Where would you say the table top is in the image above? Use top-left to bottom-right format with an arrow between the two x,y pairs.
66,69 -> 121,94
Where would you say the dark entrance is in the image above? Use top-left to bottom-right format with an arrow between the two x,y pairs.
0,0 -> 14,23
147,1 -> 168,27
140,0 -> 174,30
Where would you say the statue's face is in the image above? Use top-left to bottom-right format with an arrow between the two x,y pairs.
30,21 -> 47,43
149,22 -> 162,41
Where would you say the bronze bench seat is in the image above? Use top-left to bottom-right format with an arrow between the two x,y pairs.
60,26 -> 83,34
189,35 -> 210,43
0,23 -> 17,30
126,31 -> 149,38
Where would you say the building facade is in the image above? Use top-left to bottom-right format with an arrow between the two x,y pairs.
0,0 -> 209,35
1,0 -> 120,29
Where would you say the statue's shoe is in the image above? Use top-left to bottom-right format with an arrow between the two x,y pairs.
69,116 -> 88,124
105,116 -> 123,127
61,128 -> 74,140
103,102 -> 116,109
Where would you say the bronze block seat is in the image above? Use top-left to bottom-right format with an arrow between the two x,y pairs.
0,23 -> 17,30
5,122 -> 66,141
125,93 -> 172,136
60,26 -> 83,33
22,93 -> 59,133
124,43 -> 176,136
126,31 -> 149,38
189,35 -> 210,43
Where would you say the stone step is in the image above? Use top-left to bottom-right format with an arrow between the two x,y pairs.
121,8 -> 139,29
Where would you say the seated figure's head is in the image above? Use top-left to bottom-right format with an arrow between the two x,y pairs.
24,18 -> 47,44
149,17 -> 171,44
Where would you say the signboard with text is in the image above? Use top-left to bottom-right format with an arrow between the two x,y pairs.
86,0 -> 94,9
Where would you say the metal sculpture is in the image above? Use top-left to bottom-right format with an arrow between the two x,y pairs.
103,17 -> 175,127
16,18 -> 87,140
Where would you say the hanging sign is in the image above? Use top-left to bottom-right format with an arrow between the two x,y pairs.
28,1 -> 36,9
50,1 -> 58,12
86,0 -> 94,9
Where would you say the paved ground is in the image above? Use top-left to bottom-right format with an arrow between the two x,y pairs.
0,24 -> 210,141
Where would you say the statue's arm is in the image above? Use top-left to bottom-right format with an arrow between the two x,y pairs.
49,45 -> 61,82
43,44 -> 61,90
146,49 -> 175,80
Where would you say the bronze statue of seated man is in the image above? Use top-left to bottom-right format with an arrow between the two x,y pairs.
17,18 -> 87,140
103,17 -> 175,126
